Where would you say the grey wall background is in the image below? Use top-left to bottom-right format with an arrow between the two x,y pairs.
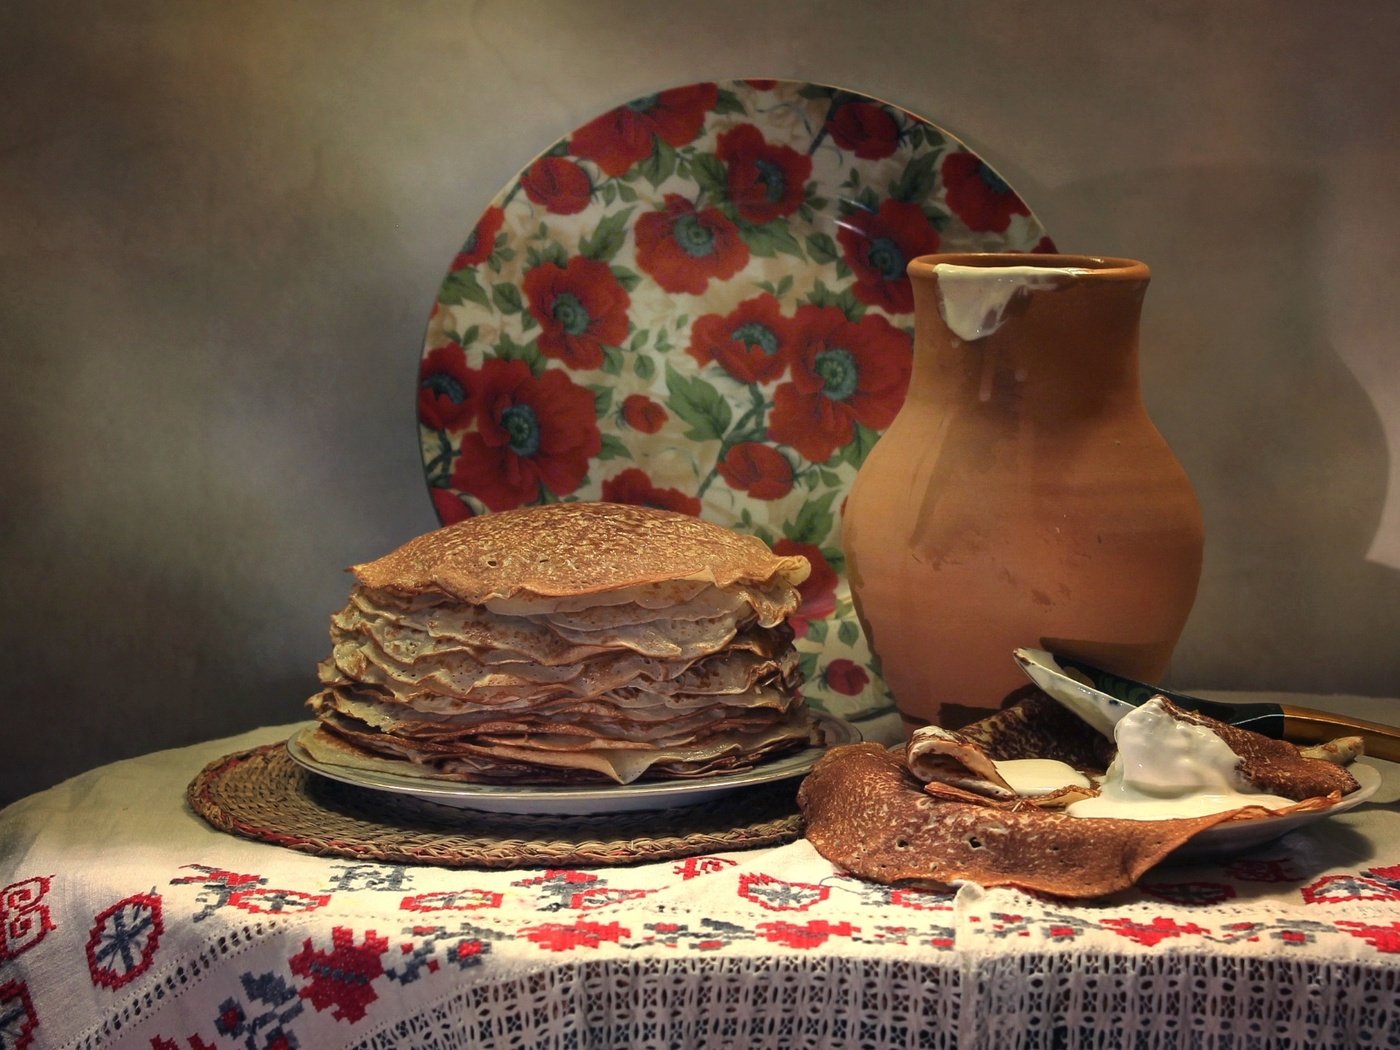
4,0 -> 1399,806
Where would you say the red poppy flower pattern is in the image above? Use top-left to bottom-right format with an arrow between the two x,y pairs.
718,442 -> 793,501
521,156 -> 593,215
430,487 -> 475,525
717,124 -> 813,225
635,195 -> 749,294
452,206 -> 504,270
942,151 -> 1032,233
451,359 -> 602,512
824,658 -> 870,696
826,101 -> 901,160
523,256 -> 631,370
570,83 -> 719,177
686,294 -> 794,385
601,467 -> 702,516
420,80 -> 1051,721
418,343 -> 475,432
768,305 -> 912,464
620,393 -> 667,434
837,199 -> 942,314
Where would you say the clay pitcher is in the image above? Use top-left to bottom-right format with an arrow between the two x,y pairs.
842,253 -> 1204,732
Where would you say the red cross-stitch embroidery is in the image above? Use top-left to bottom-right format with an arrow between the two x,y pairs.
228,887 -> 331,915
1225,857 -> 1300,883
288,926 -> 389,1023
889,886 -> 955,912
519,920 -> 628,951
170,865 -> 269,922
400,889 -> 502,912
150,1036 -> 217,1050
1303,862 -> 1400,904
513,870 -> 655,912
1,878 -> 55,962
1335,920 -> 1400,954
85,892 -> 163,990
673,856 -> 736,880
738,873 -> 829,912
757,919 -> 857,949
0,979 -> 39,1050
1100,917 -> 1209,947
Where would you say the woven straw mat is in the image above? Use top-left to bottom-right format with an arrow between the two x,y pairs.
187,743 -> 804,868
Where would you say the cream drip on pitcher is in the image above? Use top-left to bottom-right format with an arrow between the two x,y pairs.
932,263 -> 1088,341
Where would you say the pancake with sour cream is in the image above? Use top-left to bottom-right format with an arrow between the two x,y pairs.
306,502 -> 822,784
799,693 -> 1362,898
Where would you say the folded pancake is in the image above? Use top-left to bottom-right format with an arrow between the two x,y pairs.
906,694 -> 1357,806
307,502 -> 823,784
799,693 -> 1363,898
800,743 -> 1261,898
951,694 -> 1116,770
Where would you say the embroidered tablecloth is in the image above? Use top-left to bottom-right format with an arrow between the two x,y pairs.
3,698 -> 1399,1050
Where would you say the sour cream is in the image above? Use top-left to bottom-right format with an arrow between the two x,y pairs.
991,758 -> 1093,797
1067,698 -> 1296,821
933,263 -> 1088,341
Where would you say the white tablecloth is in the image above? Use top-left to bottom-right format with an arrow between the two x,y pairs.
3,696 -> 1399,1050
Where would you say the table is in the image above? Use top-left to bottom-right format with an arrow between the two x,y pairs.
3,695 -> 1399,1050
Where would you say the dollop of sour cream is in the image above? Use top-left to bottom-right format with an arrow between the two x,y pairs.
933,263 -> 1087,341
991,758 -> 1093,797
1066,699 -> 1296,820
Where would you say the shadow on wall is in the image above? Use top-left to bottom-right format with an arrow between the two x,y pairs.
1059,161 -> 1399,697
0,12 -> 440,807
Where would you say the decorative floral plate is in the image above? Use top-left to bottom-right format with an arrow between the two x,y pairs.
417,78 -> 1054,723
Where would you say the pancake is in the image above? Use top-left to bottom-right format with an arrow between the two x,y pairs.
798,693 -> 1363,898
350,501 -> 810,605
799,743 -> 1255,898
306,502 -> 821,784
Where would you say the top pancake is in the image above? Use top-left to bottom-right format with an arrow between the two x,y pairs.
351,502 -> 811,603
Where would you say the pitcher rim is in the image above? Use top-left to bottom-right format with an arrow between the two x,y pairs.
908,253 -> 1149,281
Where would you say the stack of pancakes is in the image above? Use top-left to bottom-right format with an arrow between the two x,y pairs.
306,502 -> 822,784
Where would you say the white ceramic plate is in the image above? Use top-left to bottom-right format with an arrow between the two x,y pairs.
286,714 -> 860,816
1172,762 -> 1381,859
416,79 -> 1054,725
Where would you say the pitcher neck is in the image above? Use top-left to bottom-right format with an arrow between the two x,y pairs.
906,254 -> 1150,414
